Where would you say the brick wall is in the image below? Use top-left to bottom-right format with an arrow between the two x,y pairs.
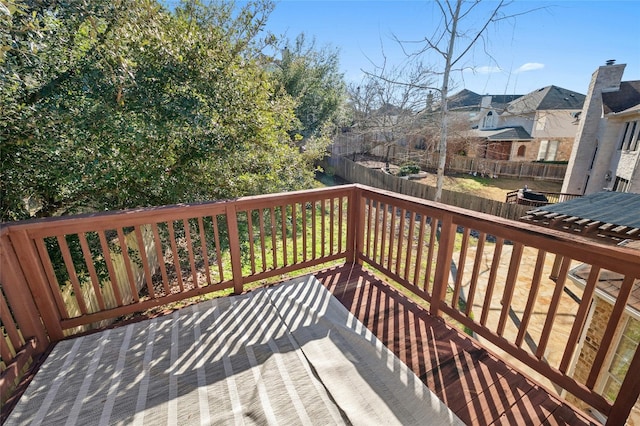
513,137 -> 575,162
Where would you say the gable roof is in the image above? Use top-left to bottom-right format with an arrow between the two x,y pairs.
447,89 -> 482,110
505,85 -> 586,115
602,81 -> 640,114
446,89 -> 523,111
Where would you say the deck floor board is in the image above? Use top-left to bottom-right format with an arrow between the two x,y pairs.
315,263 -> 598,426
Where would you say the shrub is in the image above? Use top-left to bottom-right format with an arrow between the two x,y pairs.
398,164 -> 421,176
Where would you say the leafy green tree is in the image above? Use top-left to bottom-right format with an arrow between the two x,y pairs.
270,33 -> 347,161
1,0 -> 320,221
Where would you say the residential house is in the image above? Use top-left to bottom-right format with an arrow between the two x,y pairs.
436,89 -> 524,156
562,61 -> 640,195
467,85 -> 585,161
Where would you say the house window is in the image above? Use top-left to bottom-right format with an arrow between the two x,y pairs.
537,140 -> 559,161
601,316 -> 640,402
483,111 -> 495,129
517,145 -> 526,157
536,115 -> 547,131
619,121 -> 639,151
589,143 -> 598,170
613,177 -> 629,192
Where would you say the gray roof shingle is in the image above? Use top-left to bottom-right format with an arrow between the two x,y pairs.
602,81 -> 640,114
446,89 -> 523,111
472,126 -> 532,140
505,85 -> 585,115
538,191 -> 640,228
522,192 -> 640,243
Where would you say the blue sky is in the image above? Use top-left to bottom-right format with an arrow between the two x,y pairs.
264,0 -> 640,96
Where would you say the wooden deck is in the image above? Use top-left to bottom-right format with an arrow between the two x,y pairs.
315,263 -> 599,426
3,185 -> 639,424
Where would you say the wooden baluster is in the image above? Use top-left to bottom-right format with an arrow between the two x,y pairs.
196,217 -> 213,286
226,204 -> 243,295
430,215 -> 456,318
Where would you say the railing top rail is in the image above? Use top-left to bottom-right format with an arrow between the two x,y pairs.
0,185 -> 357,236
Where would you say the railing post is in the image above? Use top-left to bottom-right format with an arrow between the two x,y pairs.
6,229 -> 65,342
346,186 -> 363,264
225,204 -> 244,295
0,233 -> 50,353
430,214 -> 457,318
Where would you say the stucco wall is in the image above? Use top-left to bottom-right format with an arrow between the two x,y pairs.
531,110 -> 582,139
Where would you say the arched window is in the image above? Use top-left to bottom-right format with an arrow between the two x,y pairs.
517,145 -> 526,157
483,111 -> 495,129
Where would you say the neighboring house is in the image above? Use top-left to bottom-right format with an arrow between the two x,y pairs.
445,89 -> 523,126
440,89 -> 524,157
566,239 -> 640,424
335,83 -> 586,166
466,85 -> 585,161
562,61 -> 640,195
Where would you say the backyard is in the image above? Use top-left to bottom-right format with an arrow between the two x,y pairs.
354,159 -> 564,202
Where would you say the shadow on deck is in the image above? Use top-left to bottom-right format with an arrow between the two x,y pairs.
315,263 -> 598,426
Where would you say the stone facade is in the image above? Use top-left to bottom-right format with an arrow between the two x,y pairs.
510,137 -> 575,162
563,64 -> 626,194
562,62 -> 640,195
571,299 -> 613,387
568,297 -> 640,424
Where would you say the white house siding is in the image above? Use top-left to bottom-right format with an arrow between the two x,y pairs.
495,113 -> 533,133
531,110 -> 582,139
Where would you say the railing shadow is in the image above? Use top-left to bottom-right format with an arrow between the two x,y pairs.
315,264 -> 598,426
5,267 -> 460,425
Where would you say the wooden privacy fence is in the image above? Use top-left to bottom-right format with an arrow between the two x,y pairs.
331,137 -> 567,181
325,155 -> 531,220
2,184 -> 640,424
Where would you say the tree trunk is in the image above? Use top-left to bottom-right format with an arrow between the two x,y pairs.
435,0 -> 462,203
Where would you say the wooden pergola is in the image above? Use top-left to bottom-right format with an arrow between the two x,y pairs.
521,191 -> 640,243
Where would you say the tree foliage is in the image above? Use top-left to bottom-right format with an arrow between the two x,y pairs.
1,0 -> 336,221
270,33 -> 347,161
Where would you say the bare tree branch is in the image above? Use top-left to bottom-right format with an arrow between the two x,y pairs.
353,0 -> 542,201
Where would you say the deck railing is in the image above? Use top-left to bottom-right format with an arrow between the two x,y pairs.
1,184 -> 639,424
